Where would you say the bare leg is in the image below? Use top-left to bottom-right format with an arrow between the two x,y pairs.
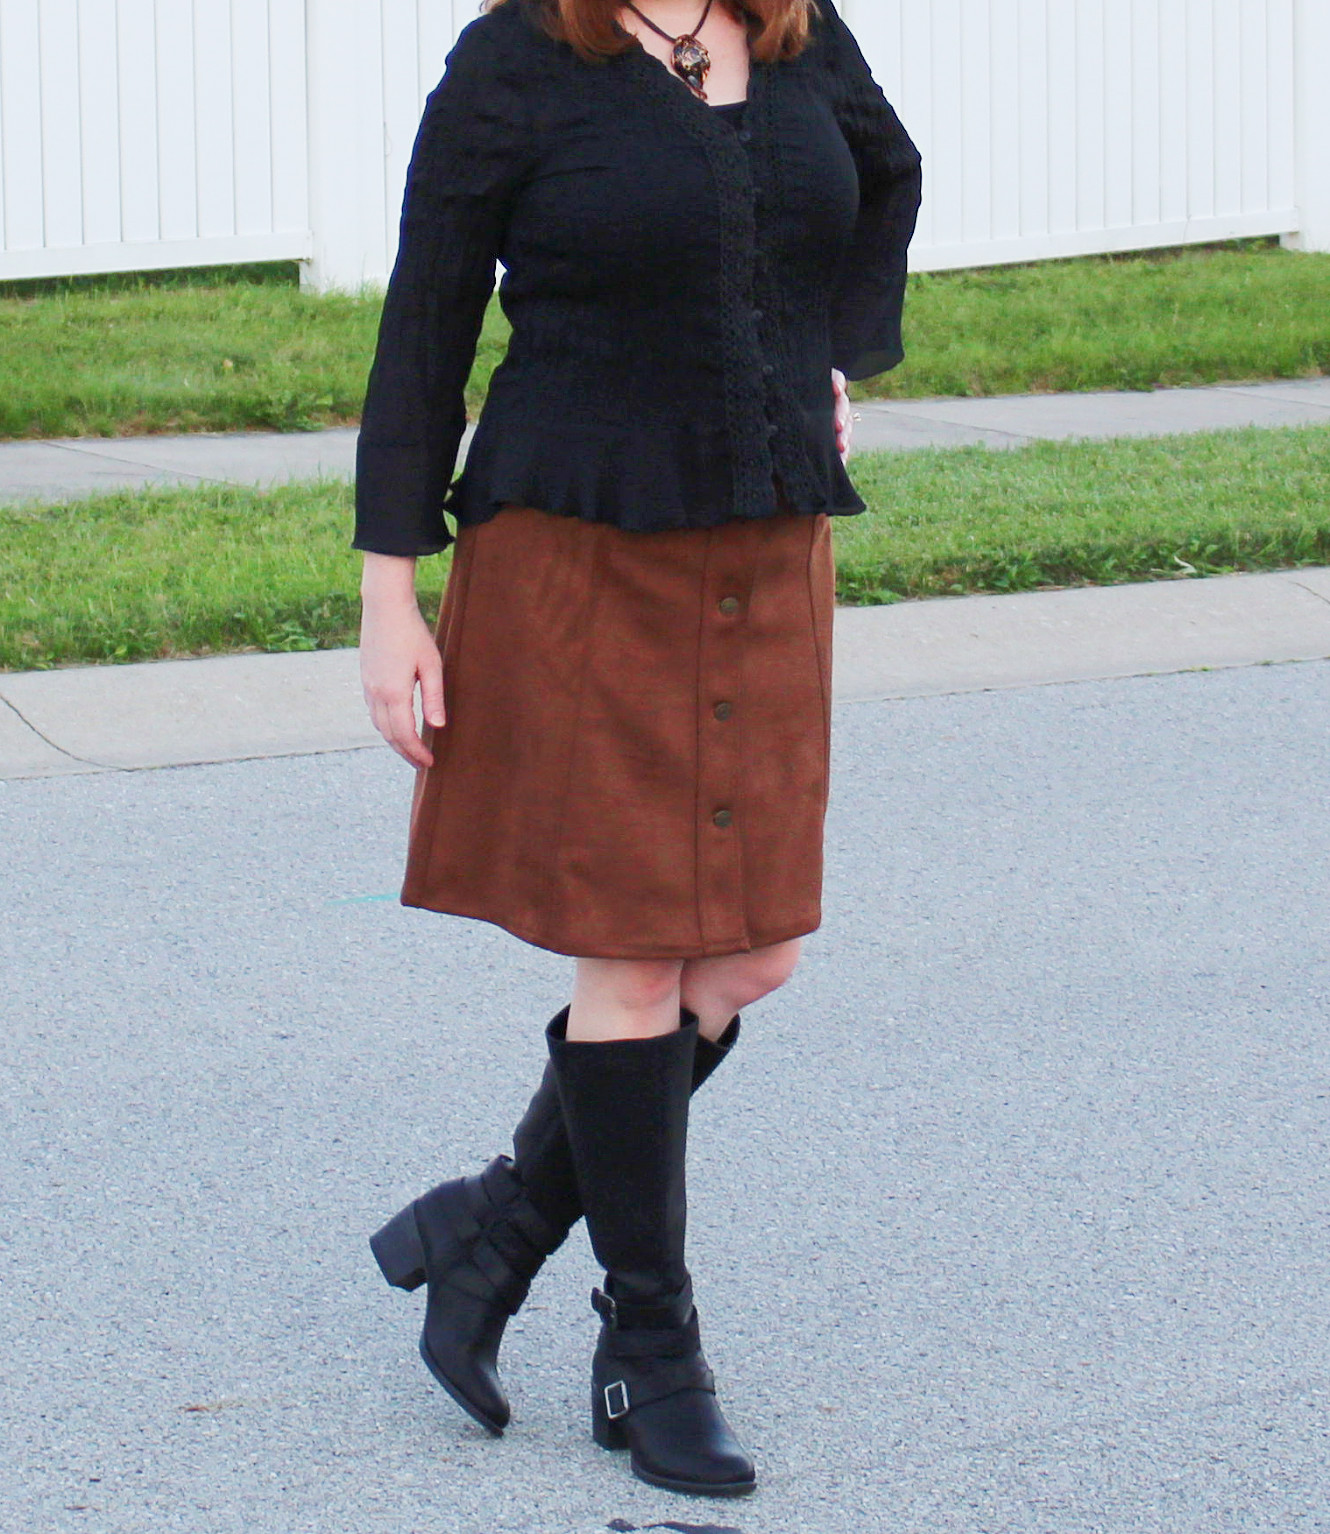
680,937 -> 802,1040
568,957 -> 686,1042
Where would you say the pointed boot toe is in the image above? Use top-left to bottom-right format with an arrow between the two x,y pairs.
616,1392 -> 756,1496
418,1301 -> 510,1435
370,1156 -> 564,1436
589,1287 -> 757,1498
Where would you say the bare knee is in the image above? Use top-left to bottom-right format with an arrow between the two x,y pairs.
573,956 -> 683,1019
691,938 -> 801,1016
735,938 -> 801,1005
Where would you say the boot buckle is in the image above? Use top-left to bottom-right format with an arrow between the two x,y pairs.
604,1380 -> 631,1420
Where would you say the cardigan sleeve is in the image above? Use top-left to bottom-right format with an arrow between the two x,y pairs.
353,17 -> 536,556
816,0 -> 923,381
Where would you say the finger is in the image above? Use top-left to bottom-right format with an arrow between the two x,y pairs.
371,702 -> 414,766
370,692 -> 432,768
367,695 -> 395,748
387,698 -> 434,769
366,690 -> 408,736
385,696 -> 430,765
388,717 -> 430,768
419,650 -> 446,729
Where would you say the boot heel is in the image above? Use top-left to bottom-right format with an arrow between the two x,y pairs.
369,1203 -> 426,1291
591,1387 -> 629,1451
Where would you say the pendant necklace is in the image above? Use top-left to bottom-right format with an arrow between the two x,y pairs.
624,0 -> 717,100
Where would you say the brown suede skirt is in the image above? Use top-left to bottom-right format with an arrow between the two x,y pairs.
400,501 -> 835,959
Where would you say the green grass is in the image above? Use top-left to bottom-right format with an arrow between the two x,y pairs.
0,240 -> 1326,440
0,477 -> 434,671
0,262 -> 508,439
833,424 -> 1330,603
4,423 -> 1328,671
863,241 -> 1330,400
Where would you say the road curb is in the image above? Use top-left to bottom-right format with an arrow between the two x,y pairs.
3,566 -> 1329,781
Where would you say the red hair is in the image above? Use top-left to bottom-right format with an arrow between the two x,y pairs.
482,0 -> 813,64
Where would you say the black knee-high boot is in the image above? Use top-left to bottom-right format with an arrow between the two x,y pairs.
546,1009 -> 756,1497
369,1006 -> 740,1435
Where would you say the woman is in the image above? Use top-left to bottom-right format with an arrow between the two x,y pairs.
355,0 -> 920,1499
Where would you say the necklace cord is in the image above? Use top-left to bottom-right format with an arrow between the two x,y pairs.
624,0 -> 716,47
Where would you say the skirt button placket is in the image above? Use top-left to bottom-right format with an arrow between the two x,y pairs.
695,534 -> 754,952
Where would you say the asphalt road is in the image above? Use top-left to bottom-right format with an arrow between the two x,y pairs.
3,662 -> 1328,1534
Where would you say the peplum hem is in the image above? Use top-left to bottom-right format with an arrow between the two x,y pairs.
445,400 -> 867,536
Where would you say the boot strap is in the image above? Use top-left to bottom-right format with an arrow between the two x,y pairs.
475,1159 -> 564,1257
591,1281 -> 695,1333
599,1318 -> 704,1362
438,1256 -> 529,1314
478,1156 -> 567,1254
421,1177 -> 549,1315
423,1197 -> 525,1310
602,1353 -> 716,1420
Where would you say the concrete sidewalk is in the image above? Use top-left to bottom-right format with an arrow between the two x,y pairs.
4,564 -> 1330,780
2,376 -> 1328,504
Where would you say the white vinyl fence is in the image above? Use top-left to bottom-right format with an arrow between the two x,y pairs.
0,0 -> 312,280
854,0 -> 1328,269
1,0 -> 1326,291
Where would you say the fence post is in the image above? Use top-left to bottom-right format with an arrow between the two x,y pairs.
1284,0 -> 1330,252
302,0 -> 390,292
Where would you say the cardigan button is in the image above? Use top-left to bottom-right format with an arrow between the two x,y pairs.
751,307 -> 764,323
712,808 -> 734,829
762,363 -> 775,376
718,595 -> 740,615
713,700 -> 734,721
738,129 -> 753,144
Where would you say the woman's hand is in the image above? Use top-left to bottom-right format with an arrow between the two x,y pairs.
832,367 -> 855,464
359,553 -> 446,770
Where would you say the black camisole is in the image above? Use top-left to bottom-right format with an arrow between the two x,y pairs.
710,98 -> 748,128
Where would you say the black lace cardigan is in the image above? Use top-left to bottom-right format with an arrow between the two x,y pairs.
353,0 -> 922,556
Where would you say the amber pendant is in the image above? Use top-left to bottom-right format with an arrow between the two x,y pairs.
672,35 -> 711,98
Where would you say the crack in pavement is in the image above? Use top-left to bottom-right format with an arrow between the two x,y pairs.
0,692 -> 112,768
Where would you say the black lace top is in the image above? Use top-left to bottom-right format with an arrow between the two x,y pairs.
353,0 -> 922,556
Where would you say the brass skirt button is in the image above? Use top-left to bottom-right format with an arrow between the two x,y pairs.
712,808 -> 733,829
718,595 -> 740,615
